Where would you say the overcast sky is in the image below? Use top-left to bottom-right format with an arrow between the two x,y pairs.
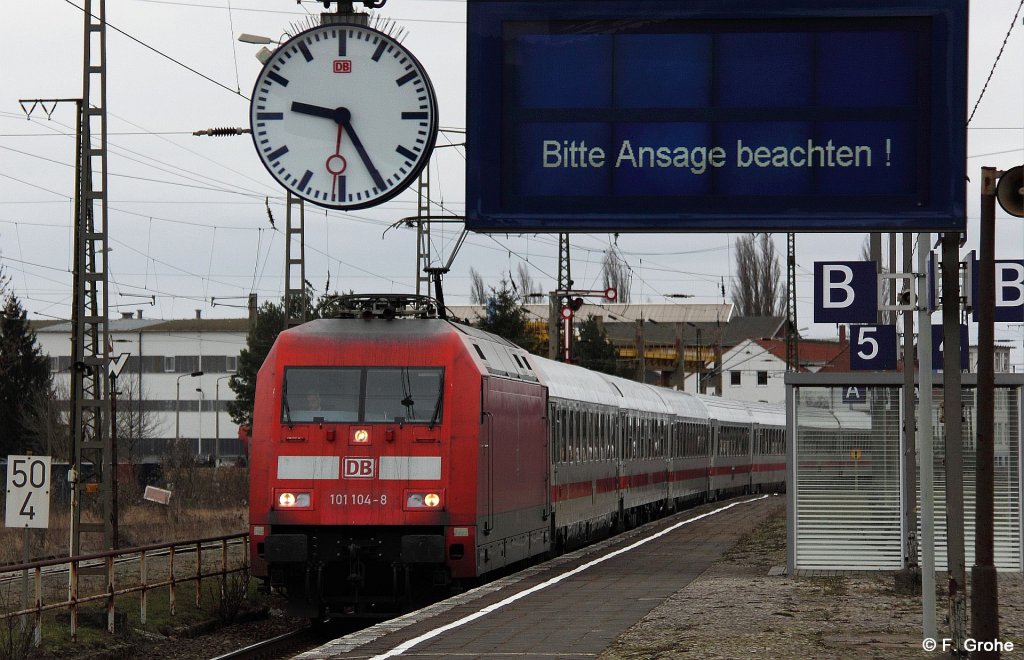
1,1 -> 1022,354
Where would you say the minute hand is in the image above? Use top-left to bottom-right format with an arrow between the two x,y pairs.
339,115 -> 387,191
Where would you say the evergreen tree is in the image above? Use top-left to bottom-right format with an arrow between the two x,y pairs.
476,279 -> 544,355
227,300 -> 285,427
0,289 -> 53,456
574,317 -> 621,376
227,285 -> 323,426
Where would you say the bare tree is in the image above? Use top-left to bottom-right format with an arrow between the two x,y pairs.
515,263 -> 544,302
468,268 -> 487,305
601,249 -> 631,303
731,233 -> 784,317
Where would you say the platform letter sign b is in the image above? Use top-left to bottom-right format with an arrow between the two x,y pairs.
813,262 -> 877,324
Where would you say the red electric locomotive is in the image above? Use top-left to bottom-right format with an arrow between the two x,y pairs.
248,294 -> 786,618
249,295 -> 549,617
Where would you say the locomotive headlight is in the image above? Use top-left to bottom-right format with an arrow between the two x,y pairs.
404,490 -> 444,510
276,491 -> 311,508
351,428 -> 370,445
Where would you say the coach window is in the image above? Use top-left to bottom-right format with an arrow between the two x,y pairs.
589,409 -> 598,460
560,407 -> 569,463
572,408 -> 581,463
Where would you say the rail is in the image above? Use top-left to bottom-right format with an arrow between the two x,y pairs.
0,532 -> 249,645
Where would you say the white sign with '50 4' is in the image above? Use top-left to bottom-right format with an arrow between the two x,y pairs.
5,455 -> 50,529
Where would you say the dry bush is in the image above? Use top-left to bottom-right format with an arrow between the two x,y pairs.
212,564 -> 251,623
0,586 -> 34,660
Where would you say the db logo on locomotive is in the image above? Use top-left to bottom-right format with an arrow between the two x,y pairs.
343,457 -> 375,479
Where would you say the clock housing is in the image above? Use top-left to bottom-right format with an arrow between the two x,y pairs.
250,23 -> 439,210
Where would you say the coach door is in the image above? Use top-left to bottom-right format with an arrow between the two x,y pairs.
481,377 -> 495,535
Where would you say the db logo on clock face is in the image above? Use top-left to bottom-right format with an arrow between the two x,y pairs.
333,60 -> 352,73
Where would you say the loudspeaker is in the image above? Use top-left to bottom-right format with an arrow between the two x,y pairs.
996,165 -> 1024,217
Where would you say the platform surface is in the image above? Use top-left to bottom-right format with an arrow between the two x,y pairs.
298,495 -> 781,660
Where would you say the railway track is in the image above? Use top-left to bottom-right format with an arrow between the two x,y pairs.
209,625 -> 327,660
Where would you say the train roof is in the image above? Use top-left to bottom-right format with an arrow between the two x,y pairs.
529,352 -> 711,420
697,395 -> 760,425
796,405 -> 872,431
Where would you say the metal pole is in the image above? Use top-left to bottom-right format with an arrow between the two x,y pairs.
973,167 -> 1001,655
175,376 -> 181,442
216,376 -> 229,466
941,231 -> 967,649
110,373 -> 118,549
871,233 -> 882,324
635,319 -> 645,382
917,232 -> 937,640
902,231 -> 918,571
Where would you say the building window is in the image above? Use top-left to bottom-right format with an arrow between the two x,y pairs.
730,371 -> 741,386
226,355 -> 238,373
757,371 -> 768,386
163,356 -> 175,373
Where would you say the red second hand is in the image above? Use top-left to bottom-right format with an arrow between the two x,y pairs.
326,123 -> 348,201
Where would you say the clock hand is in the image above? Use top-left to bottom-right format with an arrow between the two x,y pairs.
291,101 -> 337,121
327,123 -> 348,200
337,111 -> 387,191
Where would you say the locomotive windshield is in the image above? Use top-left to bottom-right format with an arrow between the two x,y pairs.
283,367 -> 444,424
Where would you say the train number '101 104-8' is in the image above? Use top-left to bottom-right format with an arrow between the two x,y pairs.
329,493 -> 386,506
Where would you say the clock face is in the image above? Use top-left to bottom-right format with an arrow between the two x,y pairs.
250,23 -> 439,210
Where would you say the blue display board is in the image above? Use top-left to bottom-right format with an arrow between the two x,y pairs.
467,0 -> 967,233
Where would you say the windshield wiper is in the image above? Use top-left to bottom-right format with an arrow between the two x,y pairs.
282,377 -> 293,426
428,385 -> 443,430
400,368 -> 416,418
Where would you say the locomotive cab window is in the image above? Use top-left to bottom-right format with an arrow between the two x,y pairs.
365,368 -> 444,423
282,367 -> 443,424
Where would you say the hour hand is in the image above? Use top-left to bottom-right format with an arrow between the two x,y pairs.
291,101 -> 339,122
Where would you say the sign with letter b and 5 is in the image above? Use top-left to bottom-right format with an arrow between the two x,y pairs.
850,325 -> 897,370
814,262 -> 877,324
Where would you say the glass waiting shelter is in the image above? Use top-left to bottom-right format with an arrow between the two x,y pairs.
785,372 -> 1023,573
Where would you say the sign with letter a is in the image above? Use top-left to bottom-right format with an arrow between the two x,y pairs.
814,262 -> 877,324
